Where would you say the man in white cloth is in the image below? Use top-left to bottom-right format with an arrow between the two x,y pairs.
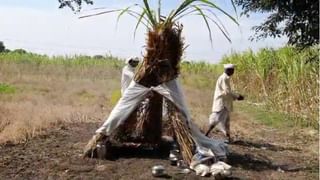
205,64 -> 244,141
121,57 -> 140,95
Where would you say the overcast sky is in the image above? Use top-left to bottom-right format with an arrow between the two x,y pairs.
0,0 -> 287,63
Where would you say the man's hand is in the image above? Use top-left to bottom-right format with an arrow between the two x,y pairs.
237,95 -> 244,101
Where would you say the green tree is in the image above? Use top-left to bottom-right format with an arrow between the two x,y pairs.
0,41 -> 5,52
58,0 -> 93,12
235,0 -> 319,48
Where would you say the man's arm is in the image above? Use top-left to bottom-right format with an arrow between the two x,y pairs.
221,77 -> 239,100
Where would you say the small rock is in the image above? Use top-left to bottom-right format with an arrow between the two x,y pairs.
180,168 -> 191,174
95,165 -> 107,171
307,129 -> 317,136
222,169 -> 232,176
277,167 -> 285,173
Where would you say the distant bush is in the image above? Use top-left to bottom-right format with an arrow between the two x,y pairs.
3,49 -> 11,53
12,49 -> 28,54
0,41 -> 5,53
93,55 -> 104,59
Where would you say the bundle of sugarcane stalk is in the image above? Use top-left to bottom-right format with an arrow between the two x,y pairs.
109,23 -> 197,162
167,100 -> 195,164
134,25 -> 184,86
108,19 -> 184,142
113,24 -> 184,144
134,94 -> 162,143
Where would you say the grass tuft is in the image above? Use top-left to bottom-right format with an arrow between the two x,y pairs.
110,90 -> 121,106
0,83 -> 16,94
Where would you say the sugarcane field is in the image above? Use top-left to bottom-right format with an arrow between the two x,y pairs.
0,0 -> 319,180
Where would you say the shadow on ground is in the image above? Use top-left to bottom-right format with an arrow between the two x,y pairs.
228,151 -> 315,173
228,152 -> 276,171
104,145 -> 171,160
231,139 -> 301,151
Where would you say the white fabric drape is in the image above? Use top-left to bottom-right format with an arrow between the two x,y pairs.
96,78 -> 228,159
121,65 -> 135,95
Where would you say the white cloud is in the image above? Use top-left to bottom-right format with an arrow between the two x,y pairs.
0,6 -> 287,63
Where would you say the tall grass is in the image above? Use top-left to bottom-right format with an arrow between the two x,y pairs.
180,61 -> 222,89
0,52 -> 123,68
221,47 -> 319,128
0,52 -> 124,82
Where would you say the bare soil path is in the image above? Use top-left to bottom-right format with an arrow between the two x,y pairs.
0,112 -> 318,180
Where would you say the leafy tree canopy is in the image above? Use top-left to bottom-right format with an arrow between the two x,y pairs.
235,0 -> 319,48
0,41 -> 5,52
58,0 -> 93,12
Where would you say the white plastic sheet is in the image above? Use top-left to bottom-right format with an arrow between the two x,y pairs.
96,78 -> 228,159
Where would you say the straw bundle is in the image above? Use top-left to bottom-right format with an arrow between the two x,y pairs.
84,24 -> 192,161
134,24 -> 184,86
134,93 -> 163,143
167,100 -> 195,164
115,24 -> 184,144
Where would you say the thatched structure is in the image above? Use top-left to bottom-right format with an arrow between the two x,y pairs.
104,24 -> 196,163
71,0 -> 237,165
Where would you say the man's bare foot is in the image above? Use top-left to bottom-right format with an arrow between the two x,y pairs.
83,133 -> 107,158
227,135 -> 232,143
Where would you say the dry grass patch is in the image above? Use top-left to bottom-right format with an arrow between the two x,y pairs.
0,62 -> 121,144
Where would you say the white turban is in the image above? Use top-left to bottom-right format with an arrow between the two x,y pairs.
223,64 -> 235,69
126,57 -> 140,64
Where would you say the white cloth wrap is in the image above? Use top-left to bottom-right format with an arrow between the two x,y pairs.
121,65 -> 135,95
96,78 -> 228,159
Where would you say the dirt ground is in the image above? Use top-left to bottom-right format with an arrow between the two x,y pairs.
0,112 -> 318,180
